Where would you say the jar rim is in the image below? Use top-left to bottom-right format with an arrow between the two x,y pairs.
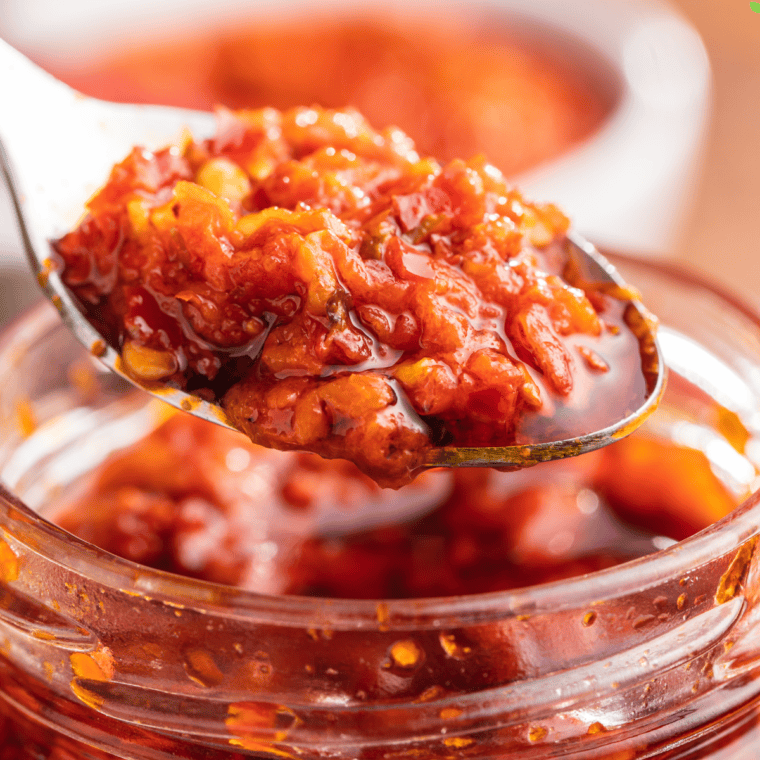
2,254 -> 760,627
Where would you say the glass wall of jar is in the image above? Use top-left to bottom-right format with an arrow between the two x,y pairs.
1,256 -> 760,759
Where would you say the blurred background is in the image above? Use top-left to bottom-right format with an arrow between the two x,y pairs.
668,0 -> 760,300
0,0 -> 757,326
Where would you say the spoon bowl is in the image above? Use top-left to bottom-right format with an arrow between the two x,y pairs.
0,39 -> 665,469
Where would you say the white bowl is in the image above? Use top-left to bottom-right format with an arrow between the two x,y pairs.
0,0 -> 709,266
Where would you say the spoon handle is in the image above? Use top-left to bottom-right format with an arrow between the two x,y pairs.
0,39 -> 222,431
0,40 -> 214,240
0,38 -> 76,149
0,40 -> 84,245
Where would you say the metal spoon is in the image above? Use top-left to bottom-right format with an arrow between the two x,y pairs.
0,40 -> 665,469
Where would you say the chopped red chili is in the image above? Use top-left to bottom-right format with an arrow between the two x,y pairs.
54,106 -> 646,485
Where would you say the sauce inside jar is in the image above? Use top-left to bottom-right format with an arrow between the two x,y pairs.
50,395 -> 741,599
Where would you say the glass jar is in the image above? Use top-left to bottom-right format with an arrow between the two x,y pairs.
1,255 -> 760,759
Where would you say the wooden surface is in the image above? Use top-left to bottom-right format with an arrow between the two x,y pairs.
667,0 -> 760,305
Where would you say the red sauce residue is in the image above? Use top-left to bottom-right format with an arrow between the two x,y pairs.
53,107 -> 648,486
44,14 -> 613,178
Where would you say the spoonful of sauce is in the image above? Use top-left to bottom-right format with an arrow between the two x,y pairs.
0,40 -> 664,488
